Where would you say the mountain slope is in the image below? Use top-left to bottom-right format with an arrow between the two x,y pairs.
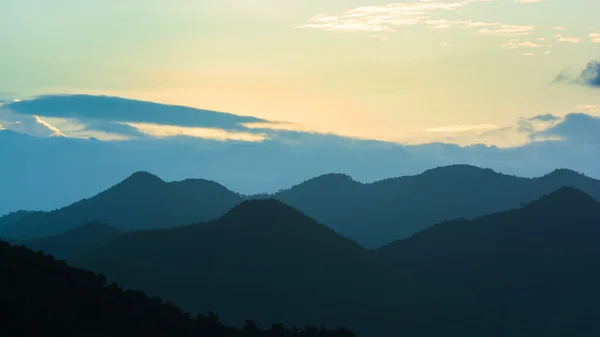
0,171 -> 242,240
73,199 -> 412,336
18,222 -> 123,261
0,239 -> 355,337
273,165 -> 600,247
375,187 -> 600,337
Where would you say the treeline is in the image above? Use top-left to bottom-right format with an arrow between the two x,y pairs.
0,241 -> 355,337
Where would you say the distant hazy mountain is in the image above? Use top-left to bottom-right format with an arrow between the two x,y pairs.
73,199 -> 412,336
4,164 -> 599,247
0,239 -> 355,337
0,172 -> 242,240
17,222 -> 123,261
375,187 -> 600,336
272,165 -> 600,247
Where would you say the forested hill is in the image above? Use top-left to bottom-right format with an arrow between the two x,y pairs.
0,239 -> 356,337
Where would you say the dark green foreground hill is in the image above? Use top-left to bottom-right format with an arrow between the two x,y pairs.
17,222 -> 123,261
376,187 -> 600,337
0,240 -> 355,337
74,189 -> 600,337
72,199 -> 413,336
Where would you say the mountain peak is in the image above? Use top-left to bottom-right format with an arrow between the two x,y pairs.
536,186 -> 596,205
223,198 -> 303,220
122,171 -> 164,185
421,164 -> 494,176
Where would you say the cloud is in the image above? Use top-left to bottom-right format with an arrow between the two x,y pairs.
577,105 -> 600,112
426,124 -> 500,133
33,116 -> 66,137
126,122 -> 266,142
535,113 -> 600,144
529,114 -> 561,122
578,60 -> 600,87
517,114 -> 561,135
555,36 -> 581,43
296,1 -> 517,37
591,33 -> 600,43
8,95 -> 265,131
501,41 -> 541,49
553,60 -> 600,88
518,0 -> 543,3
522,52 -> 534,56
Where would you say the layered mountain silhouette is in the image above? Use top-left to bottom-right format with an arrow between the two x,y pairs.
17,222 -> 123,261
0,171 -> 242,240
71,188 -> 600,336
376,187 -> 600,336
72,199 -> 413,336
272,165 -> 600,247
3,165 -> 599,248
0,239 -> 355,337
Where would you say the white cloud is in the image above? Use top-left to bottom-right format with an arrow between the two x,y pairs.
577,105 -> 600,112
0,123 -> 4,130
522,52 -> 534,56
33,115 -> 66,137
590,33 -> 600,43
242,121 -> 306,132
517,0 -> 543,3
501,40 -> 541,49
552,26 -> 565,31
127,122 -> 266,142
477,25 -> 534,37
426,124 -> 500,133
440,42 -> 456,47
544,51 -> 552,55
296,1 -> 498,33
554,34 -> 581,43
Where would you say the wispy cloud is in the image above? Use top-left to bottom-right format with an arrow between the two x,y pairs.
296,1 -> 501,34
426,124 -> 500,133
554,35 -> 582,43
126,122 -> 266,142
554,60 -> 600,88
590,33 -> 600,43
33,115 -> 66,137
501,40 -> 541,49
578,105 -> 600,112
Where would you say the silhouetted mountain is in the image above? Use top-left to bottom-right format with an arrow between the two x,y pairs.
273,165 -> 600,247
0,171 -> 242,240
18,222 -> 123,261
73,199 -> 413,336
375,187 -> 600,337
0,239 -> 356,337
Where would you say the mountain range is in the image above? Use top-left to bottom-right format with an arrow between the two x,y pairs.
3,165 -> 599,248
66,188 -> 600,336
3,182 -> 600,336
375,187 -> 600,336
71,199 -> 411,336
0,171 -> 241,240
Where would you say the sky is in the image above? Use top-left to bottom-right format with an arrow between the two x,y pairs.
1,0 -> 599,146
1,0 -> 600,215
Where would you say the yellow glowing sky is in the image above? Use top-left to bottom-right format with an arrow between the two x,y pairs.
1,0 -> 599,146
